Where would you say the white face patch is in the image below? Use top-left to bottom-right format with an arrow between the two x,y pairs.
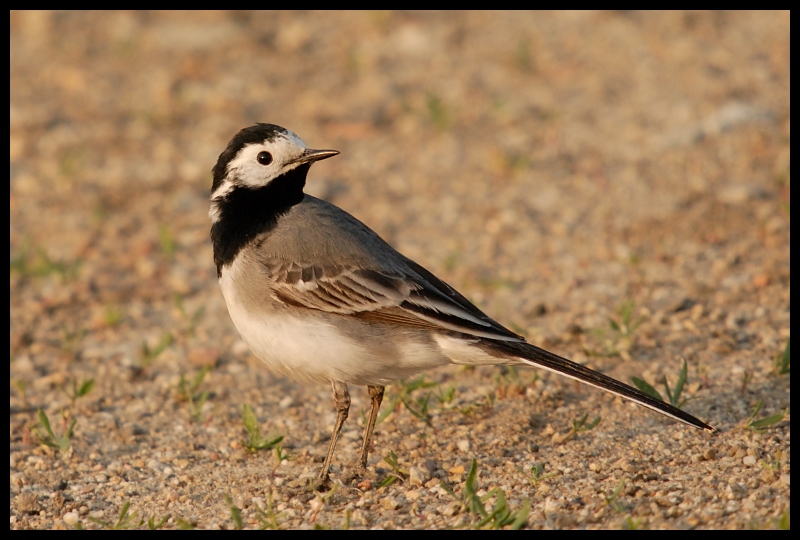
223,130 -> 309,190
209,181 -> 236,222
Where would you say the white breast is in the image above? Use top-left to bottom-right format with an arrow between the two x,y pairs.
218,261 -> 366,383
218,257 -> 450,385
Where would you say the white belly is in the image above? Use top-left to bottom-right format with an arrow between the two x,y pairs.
218,261 -> 449,385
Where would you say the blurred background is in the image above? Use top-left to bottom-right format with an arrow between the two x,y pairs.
10,11 -> 789,529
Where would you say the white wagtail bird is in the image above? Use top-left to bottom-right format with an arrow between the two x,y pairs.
210,123 -> 713,487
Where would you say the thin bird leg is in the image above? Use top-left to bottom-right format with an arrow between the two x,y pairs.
316,380 -> 350,487
355,385 -> 385,474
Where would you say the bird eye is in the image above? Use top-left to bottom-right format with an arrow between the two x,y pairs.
257,151 -> 273,165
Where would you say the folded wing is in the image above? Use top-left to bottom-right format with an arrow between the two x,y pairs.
262,259 -> 525,342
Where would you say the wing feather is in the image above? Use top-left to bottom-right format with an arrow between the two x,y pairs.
262,258 -> 524,342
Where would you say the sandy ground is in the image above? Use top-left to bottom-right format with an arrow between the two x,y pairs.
10,11 -> 789,529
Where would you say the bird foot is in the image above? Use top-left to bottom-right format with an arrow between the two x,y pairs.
310,473 -> 335,492
340,463 -> 376,487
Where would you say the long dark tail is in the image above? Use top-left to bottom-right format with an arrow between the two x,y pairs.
485,340 -> 714,431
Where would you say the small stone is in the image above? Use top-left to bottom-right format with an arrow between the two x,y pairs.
10,473 -> 25,487
742,456 -> 756,466
63,511 -> 80,527
440,502 -> 461,516
718,183 -> 765,204
357,479 -> 372,491
279,396 -> 293,409
51,491 -> 66,509
728,484 -> 748,499
232,340 -> 251,356
760,469 -> 776,483
703,448 -> 717,460
381,496 -> 400,510
448,465 -> 465,475
418,458 -> 437,475
15,493 -> 40,515
409,466 -> 428,486
405,489 -> 421,501
457,440 -> 470,453
543,498 -> 560,515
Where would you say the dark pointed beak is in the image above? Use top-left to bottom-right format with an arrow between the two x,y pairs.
292,148 -> 339,165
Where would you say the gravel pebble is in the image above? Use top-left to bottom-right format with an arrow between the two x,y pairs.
15,493 -> 40,515
62,511 -> 80,527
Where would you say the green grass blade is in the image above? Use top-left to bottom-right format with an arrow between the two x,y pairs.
631,377 -> 663,401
